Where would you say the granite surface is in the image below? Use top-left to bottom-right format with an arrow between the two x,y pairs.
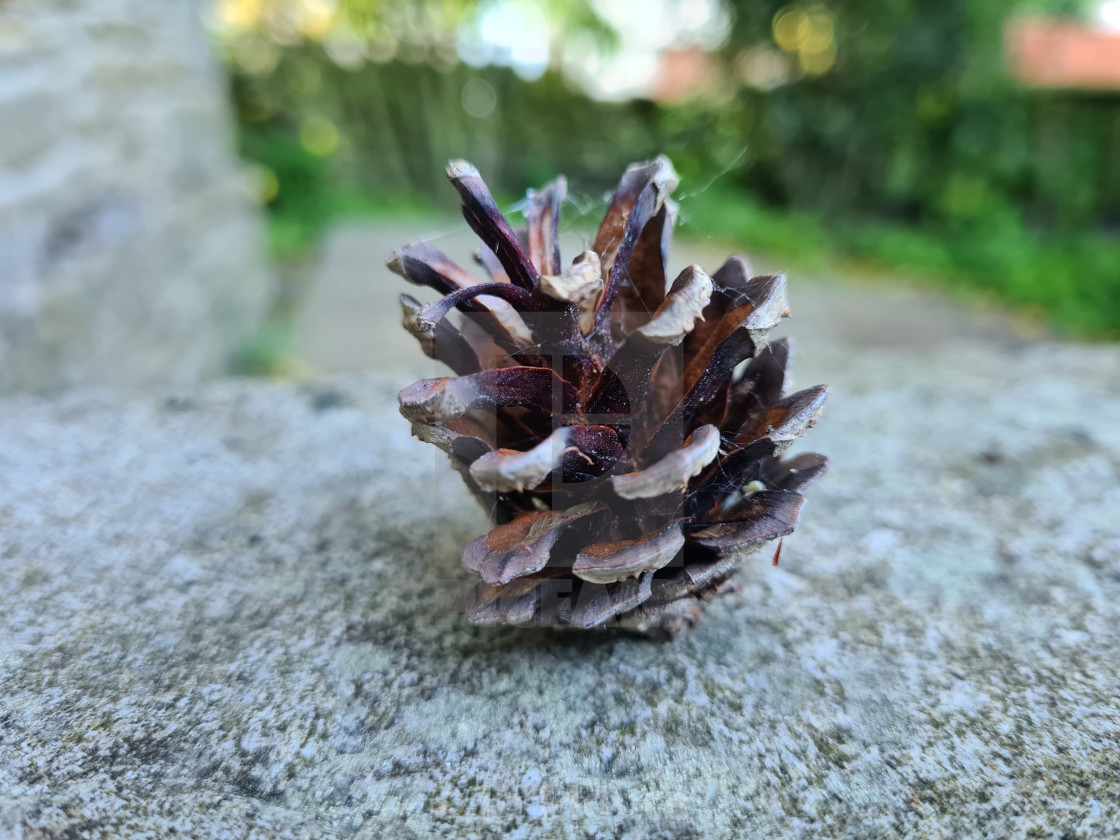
2,334 -> 1119,838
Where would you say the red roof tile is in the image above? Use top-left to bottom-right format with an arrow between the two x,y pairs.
1007,19 -> 1120,91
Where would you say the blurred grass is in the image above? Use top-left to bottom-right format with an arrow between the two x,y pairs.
256,180 -> 1119,342
680,189 -> 1120,340
267,189 -> 435,259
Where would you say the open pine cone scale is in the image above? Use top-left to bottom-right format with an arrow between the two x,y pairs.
390,156 -> 828,638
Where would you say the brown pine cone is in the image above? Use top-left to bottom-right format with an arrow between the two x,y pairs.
389,156 -> 828,639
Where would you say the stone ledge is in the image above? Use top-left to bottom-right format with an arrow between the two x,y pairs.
1,348 -> 1119,838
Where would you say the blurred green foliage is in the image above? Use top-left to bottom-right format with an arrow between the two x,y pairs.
226,0 -> 1119,339
682,189 -> 1119,338
233,55 -> 661,206
717,0 -> 1119,232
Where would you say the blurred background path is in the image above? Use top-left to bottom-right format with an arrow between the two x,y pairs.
292,218 -> 1030,386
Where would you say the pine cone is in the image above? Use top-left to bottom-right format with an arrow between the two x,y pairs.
390,157 -> 828,638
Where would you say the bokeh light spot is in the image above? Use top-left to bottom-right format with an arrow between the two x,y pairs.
215,0 -> 262,31
300,116 -> 340,156
297,0 -> 337,40
802,8 -> 834,55
775,4 -> 836,76
230,35 -> 280,76
458,0 -> 550,82
1100,0 -> 1120,31
773,8 -> 811,53
798,41 -> 835,75
461,78 -> 498,118
735,46 -> 792,90
249,165 -> 280,203
323,23 -> 371,68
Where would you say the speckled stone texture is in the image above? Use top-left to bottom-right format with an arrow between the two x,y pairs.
2,336 -> 1119,838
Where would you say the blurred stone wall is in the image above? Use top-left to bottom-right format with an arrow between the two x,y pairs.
0,0 -> 271,393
